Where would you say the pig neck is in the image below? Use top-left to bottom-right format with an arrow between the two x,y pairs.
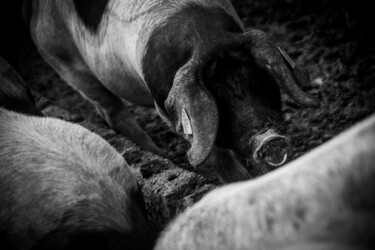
141,4 -> 244,113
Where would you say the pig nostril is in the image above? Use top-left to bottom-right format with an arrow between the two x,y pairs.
260,146 -> 288,167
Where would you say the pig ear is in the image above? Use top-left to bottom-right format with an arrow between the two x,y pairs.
165,59 -> 219,166
244,30 -> 318,107
277,46 -> 311,90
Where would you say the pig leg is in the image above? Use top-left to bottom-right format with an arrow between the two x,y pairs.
29,10 -> 165,155
38,52 -> 164,156
69,71 -> 164,156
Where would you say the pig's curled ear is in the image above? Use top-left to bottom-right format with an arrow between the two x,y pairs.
165,59 -> 219,166
244,30 -> 318,107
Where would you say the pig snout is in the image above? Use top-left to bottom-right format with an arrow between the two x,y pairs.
252,129 -> 289,167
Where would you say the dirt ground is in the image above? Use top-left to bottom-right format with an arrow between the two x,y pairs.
3,0 -> 375,230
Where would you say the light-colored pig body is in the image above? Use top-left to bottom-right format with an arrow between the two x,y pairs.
0,109 -> 154,250
156,114 -> 375,250
0,57 -> 155,250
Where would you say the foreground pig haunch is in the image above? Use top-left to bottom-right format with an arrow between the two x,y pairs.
156,113 -> 375,250
0,57 -> 155,250
27,0 -> 318,182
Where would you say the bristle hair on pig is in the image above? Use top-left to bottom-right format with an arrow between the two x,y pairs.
155,113 -> 375,250
27,0 -> 318,182
0,57 -> 155,250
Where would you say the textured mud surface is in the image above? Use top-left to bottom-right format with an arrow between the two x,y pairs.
3,0 -> 375,231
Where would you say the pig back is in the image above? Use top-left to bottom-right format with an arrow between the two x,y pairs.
0,109 -> 154,250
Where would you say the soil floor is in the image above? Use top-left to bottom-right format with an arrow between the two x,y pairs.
3,0 -> 375,230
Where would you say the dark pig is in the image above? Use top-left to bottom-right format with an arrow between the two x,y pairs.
27,0 -> 318,182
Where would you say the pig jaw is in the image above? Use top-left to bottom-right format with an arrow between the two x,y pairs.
201,130 -> 289,183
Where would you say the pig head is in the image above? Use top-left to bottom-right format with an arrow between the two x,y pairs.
144,13 -> 317,182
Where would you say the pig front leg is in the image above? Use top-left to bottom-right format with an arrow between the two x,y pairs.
38,52 -> 164,156
69,73 -> 165,156
28,1 -> 165,156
